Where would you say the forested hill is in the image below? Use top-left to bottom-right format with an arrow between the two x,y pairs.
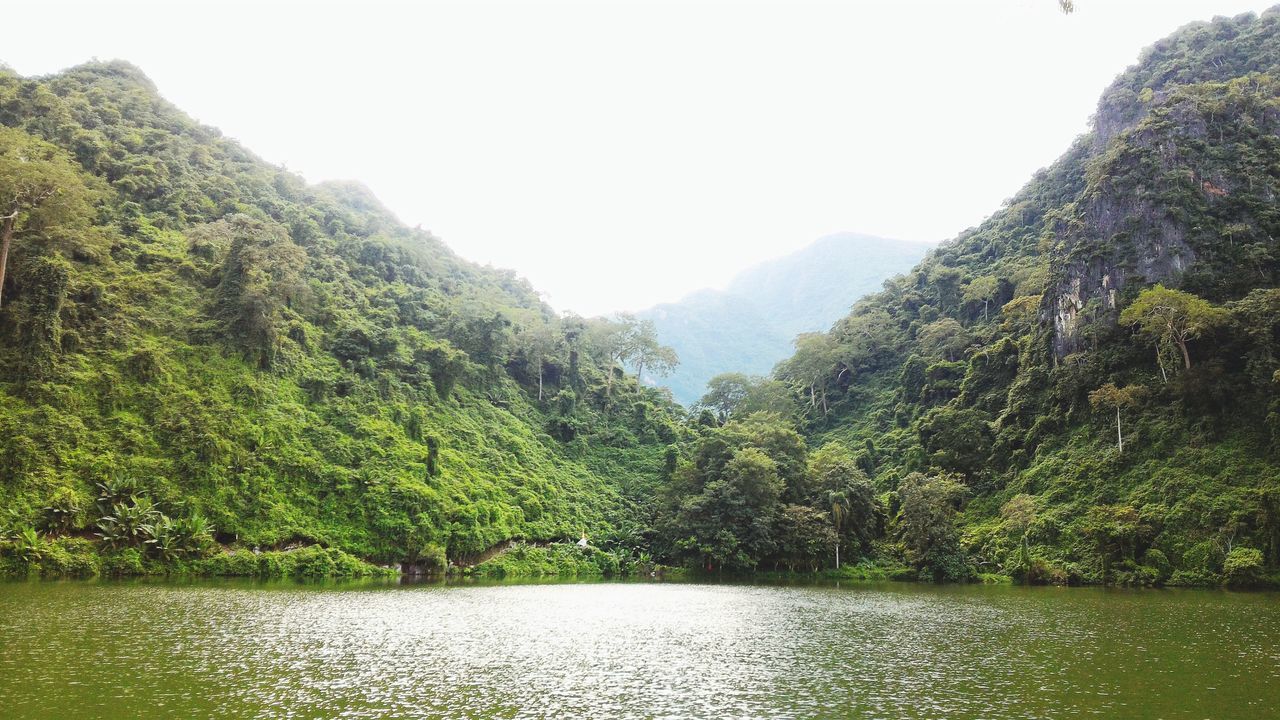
747,8 -> 1280,584
638,233 -> 928,404
0,61 -> 683,570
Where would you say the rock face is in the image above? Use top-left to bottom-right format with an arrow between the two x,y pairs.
1044,11 -> 1280,356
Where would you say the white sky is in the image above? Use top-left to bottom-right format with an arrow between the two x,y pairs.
5,0 -> 1275,316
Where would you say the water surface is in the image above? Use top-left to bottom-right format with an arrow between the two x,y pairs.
1,579 -> 1277,719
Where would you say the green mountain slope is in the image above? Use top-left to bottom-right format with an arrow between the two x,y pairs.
0,61 -> 680,574
762,8 -> 1280,584
639,233 -> 928,404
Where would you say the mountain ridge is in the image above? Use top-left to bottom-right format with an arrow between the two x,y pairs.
638,232 -> 929,404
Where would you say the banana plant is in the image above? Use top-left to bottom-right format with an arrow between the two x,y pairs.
142,516 -> 181,561
13,527 -> 44,562
175,513 -> 216,554
96,497 -> 161,547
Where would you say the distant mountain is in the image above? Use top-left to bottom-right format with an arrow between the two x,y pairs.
638,233 -> 931,404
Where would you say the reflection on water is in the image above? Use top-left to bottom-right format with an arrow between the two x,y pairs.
1,579 -> 1278,719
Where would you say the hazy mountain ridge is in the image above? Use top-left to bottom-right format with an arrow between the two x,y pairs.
639,233 -> 929,404
754,8 -> 1280,584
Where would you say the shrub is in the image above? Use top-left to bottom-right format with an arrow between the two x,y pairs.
101,547 -> 146,576
1182,540 -> 1225,575
289,545 -> 339,578
40,537 -> 100,577
1223,547 -> 1265,588
199,550 -> 260,577
1142,548 -> 1171,582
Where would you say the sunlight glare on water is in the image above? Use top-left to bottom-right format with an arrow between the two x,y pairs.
1,580 -> 1278,719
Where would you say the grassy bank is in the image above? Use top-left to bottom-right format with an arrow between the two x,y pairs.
464,542 -> 683,580
0,537 -> 393,580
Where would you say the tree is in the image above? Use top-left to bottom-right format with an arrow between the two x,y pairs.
697,373 -> 751,423
669,446 -> 784,571
962,275 -> 1000,321
917,318 -> 971,361
1080,504 -> 1146,579
516,320 -> 563,400
927,266 -> 964,313
896,472 -> 969,581
773,504 -> 837,572
917,405 -> 992,476
779,332 -> 838,414
584,314 -> 677,396
1087,383 -> 1147,452
808,442 -> 878,565
1119,285 -> 1228,381
212,215 -> 308,367
1000,494 -> 1037,567
1000,294 -> 1042,330
627,318 -> 679,386
1223,546 -> 1264,587
697,373 -> 795,423
829,491 -> 849,569
832,308 -> 897,372
0,127 -> 92,308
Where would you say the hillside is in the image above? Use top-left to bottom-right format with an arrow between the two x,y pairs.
745,8 -> 1280,584
0,61 -> 681,575
4,7 -> 1280,588
641,8 -> 1280,587
638,233 -> 928,404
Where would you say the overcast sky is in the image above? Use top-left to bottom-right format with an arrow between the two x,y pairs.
5,1 -> 1276,316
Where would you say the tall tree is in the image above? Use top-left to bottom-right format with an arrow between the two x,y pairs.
779,333 -> 838,415
808,442 -> 877,564
0,127 -> 92,308
627,317 -> 679,385
585,315 -> 636,397
1088,382 -> 1147,452
962,275 -> 1000,321
213,215 -> 308,367
829,491 -> 849,569
516,320 -> 563,401
897,472 -> 969,581
1119,285 -> 1227,381
697,373 -> 751,423
1000,494 -> 1037,568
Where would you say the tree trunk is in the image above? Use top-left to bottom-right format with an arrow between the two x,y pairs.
835,542 -> 840,569
1177,338 -> 1192,370
1116,406 -> 1123,453
537,359 -> 544,401
0,215 -> 14,309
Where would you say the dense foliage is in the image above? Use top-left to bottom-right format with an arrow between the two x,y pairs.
0,60 -> 683,577
5,8 -> 1280,588
670,9 -> 1280,587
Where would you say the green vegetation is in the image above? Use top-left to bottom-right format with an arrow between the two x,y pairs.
638,233 -> 928,405
465,542 -> 658,579
0,60 -> 681,579
700,10 -> 1280,588
5,9 -> 1280,589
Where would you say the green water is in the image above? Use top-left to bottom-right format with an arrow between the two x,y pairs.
1,579 -> 1277,719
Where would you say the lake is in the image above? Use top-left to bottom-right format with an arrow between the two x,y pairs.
1,579 -> 1277,719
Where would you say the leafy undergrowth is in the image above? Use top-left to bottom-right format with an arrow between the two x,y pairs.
0,538 -> 393,580
465,541 -> 673,579
467,542 -> 619,579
